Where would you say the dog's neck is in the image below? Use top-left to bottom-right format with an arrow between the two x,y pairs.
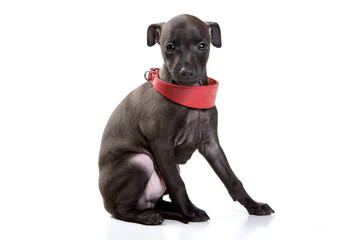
159,65 -> 209,86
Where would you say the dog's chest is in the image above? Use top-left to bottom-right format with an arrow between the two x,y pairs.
172,110 -> 211,162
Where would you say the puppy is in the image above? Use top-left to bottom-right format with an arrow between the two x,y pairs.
99,14 -> 274,225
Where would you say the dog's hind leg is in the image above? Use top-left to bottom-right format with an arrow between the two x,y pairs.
101,153 -> 190,224
100,154 -> 164,225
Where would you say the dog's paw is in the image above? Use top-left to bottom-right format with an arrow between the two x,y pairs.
246,202 -> 275,216
184,207 -> 210,222
140,212 -> 164,225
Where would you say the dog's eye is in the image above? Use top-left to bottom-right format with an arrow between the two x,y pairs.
198,42 -> 207,51
166,43 -> 175,52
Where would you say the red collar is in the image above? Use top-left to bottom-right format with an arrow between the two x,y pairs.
145,68 -> 219,109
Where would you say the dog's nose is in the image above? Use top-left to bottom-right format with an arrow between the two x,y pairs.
179,66 -> 195,79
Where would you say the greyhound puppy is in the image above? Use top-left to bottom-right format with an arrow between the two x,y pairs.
99,14 -> 274,225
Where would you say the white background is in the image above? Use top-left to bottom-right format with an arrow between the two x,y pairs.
1,0 -> 359,239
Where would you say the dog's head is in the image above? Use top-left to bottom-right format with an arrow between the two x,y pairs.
147,14 -> 221,86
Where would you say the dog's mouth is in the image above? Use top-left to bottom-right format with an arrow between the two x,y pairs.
162,68 -> 209,86
172,77 -> 209,86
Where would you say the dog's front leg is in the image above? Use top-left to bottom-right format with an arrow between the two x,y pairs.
150,143 -> 210,222
199,140 -> 275,215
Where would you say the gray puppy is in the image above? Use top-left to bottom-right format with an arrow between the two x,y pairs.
99,14 -> 274,225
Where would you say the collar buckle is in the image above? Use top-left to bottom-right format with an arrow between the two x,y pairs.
144,68 -> 158,82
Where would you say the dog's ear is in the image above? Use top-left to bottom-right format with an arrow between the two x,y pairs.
206,22 -> 222,48
147,23 -> 164,47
